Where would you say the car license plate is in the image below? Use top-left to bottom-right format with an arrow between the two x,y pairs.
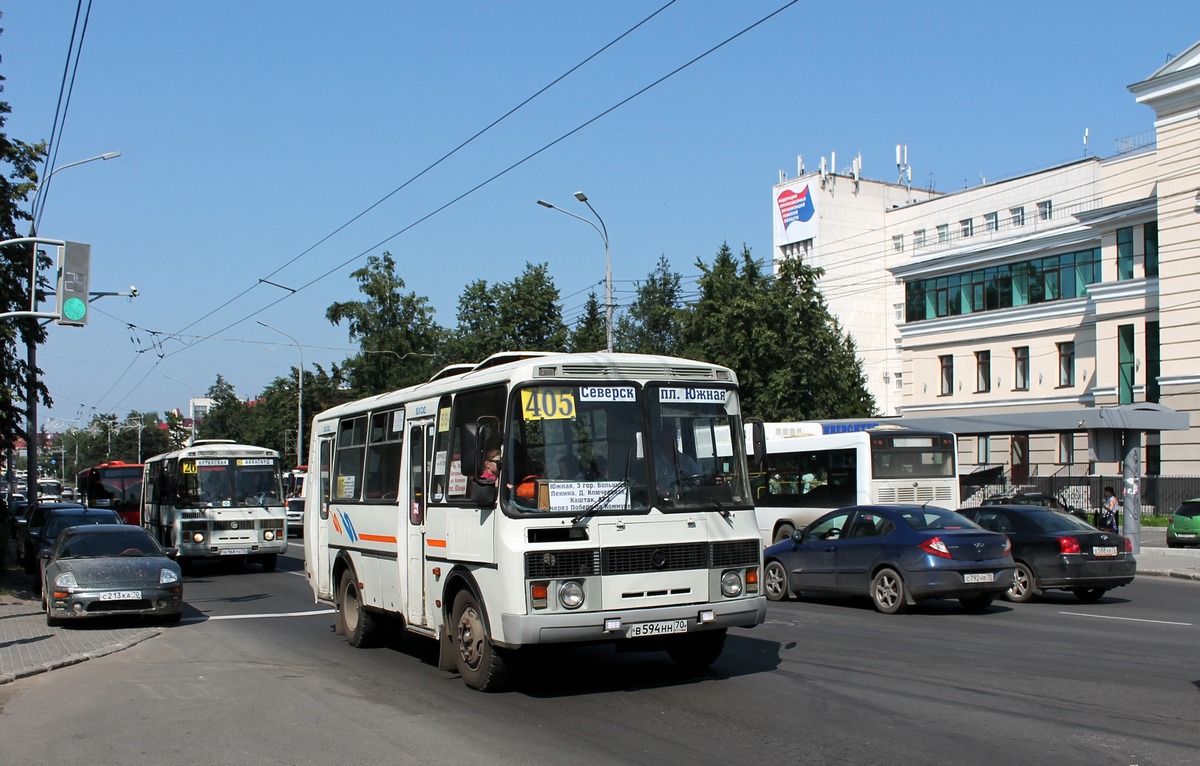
220,548 -> 249,556
963,573 -> 994,584
1176,533 -> 1196,539
1093,546 -> 1117,557
99,591 -> 140,601
627,619 -> 688,638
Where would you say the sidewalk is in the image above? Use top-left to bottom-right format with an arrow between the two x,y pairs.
0,553 -> 160,685
2,542 -> 1199,686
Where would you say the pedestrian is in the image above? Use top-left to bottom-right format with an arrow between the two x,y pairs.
1102,486 -> 1118,532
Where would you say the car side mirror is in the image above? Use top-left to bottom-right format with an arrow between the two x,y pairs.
791,529 -> 805,544
163,547 -> 179,559
38,549 -> 53,560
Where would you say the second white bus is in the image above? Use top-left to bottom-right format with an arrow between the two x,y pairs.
748,421 -> 959,545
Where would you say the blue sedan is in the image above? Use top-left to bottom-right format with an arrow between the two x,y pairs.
763,504 -> 1015,613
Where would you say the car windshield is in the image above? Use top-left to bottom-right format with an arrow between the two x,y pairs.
898,506 -> 979,531
59,530 -> 162,559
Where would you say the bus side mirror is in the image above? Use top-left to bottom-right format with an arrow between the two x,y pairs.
749,418 -> 767,467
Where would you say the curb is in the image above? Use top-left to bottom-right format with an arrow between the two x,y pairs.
0,628 -> 160,685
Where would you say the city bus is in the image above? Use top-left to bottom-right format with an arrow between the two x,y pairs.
748,421 -> 959,546
304,351 -> 766,691
77,460 -> 143,525
141,440 -> 288,571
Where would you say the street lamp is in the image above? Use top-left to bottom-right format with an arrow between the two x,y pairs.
163,375 -> 197,443
537,191 -> 613,353
258,321 -> 305,467
23,151 -> 121,520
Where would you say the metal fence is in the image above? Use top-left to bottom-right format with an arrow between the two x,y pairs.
961,475 -> 1200,520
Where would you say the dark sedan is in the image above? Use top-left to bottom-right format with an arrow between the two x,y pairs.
959,504 -> 1135,603
16,501 -> 87,573
29,508 -> 123,593
763,504 -> 1014,614
39,524 -> 183,626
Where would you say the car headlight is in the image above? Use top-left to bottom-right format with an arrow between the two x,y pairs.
160,568 -> 180,585
558,580 -> 585,609
192,532 -> 205,543
55,572 -> 78,589
721,570 -> 743,597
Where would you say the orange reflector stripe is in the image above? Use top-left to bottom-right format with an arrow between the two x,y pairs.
427,539 -> 447,548
358,534 -> 397,543
531,584 -> 548,600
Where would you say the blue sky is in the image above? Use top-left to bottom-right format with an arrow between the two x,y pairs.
3,1 -> 1199,432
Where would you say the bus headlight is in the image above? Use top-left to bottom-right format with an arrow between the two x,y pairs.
263,530 -> 275,541
558,580 -> 585,609
192,532 -> 205,544
721,570 -> 743,598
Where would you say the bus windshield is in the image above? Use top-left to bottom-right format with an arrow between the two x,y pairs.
178,457 -> 282,507
502,383 -> 751,514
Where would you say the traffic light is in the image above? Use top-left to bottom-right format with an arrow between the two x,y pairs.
56,241 -> 91,327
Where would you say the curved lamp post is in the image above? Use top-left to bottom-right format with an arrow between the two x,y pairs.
258,321 -> 305,467
537,191 -> 613,353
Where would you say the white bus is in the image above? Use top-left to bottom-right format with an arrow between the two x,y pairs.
141,440 -> 288,571
304,351 -> 766,691
748,421 -> 959,545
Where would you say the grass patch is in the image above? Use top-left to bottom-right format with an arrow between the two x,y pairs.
1140,515 -> 1169,527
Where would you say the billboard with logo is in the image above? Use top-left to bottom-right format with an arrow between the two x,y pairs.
773,177 -> 819,246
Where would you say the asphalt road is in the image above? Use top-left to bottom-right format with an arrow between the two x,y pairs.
0,540 -> 1196,766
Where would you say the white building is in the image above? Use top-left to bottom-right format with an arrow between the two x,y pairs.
772,41 -> 1200,478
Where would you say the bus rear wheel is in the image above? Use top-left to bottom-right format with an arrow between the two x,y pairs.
451,590 -> 511,692
338,571 -> 381,648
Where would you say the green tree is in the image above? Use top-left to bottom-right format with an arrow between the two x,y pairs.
447,263 -> 568,363
614,255 -> 686,356
197,375 -> 252,443
568,292 -> 607,353
326,251 -> 443,396
445,279 -> 497,364
0,22 -> 50,449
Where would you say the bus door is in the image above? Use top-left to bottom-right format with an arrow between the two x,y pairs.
406,421 -> 433,627
314,434 -> 335,600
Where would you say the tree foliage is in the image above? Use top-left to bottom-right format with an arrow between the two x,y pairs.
326,251 -> 443,396
614,255 -> 686,356
568,292 -> 606,353
0,24 -> 50,448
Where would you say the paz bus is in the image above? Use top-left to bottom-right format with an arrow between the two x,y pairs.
304,351 -> 766,691
748,420 -> 959,546
77,460 -> 143,525
141,440 -> 288,571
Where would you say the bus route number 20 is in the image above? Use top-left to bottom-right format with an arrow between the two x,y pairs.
521,388 -> 576,421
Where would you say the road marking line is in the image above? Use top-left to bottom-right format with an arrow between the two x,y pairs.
182,609 -> 334,623
1060,611 -> 1191,626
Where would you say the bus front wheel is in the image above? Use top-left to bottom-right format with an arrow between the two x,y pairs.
451,590 -> 511,692
338,571 -> 381,648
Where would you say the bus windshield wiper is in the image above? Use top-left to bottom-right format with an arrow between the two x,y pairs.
674,469 -> 730,519
573,447 -> 633,524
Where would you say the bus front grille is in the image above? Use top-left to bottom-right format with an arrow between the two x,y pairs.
527,540 -> 760,579
526,550 -> 601,578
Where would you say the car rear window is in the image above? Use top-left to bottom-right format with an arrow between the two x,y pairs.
1029,510 -> 1093,533
899,507 -> 979,531
1174,502 -> 1200,519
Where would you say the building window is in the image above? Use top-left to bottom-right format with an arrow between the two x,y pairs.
1147,320 -> 1160,403
914,229 -> 927,248
893,371 -> 903,391
1118,324 -> 1135,405
1014,346 -> 1029,391
1058,433 -> 1073,465
960,218 -> 974,238
894,304 -> 903,322
939,355 -> 954,395
1010,206 -> 1025,227
1117,226 -> 1134,280
978,436 -> 990,464
975,350 -> 991,393
984,212 -> 998,232
1057,341 -> 1075,387
937,224 -> 950,244
1037,200 -> 1053,221
1144,221 -> 1158,277
892,234 -> 904,252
